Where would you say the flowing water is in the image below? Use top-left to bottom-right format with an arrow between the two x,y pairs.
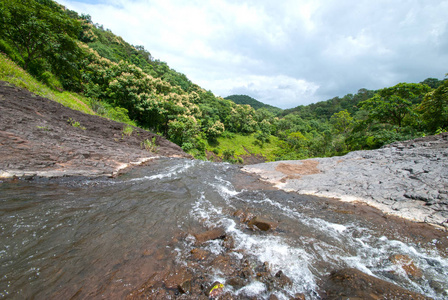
0,158 -> 447,299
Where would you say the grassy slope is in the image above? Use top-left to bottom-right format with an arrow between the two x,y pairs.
0,52 -> 281,163
0,52 -> 137,129
207,133 -> 281,162
0,53 -> 95,115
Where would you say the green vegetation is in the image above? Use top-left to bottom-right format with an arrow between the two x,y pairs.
208,133 -> 281,162
0,0 -> 447,164
0,52 -> 94,114
225,94 -> 282,114
67,118 -> 86,130
122,125 -> 134,137
141,137 -> 158,152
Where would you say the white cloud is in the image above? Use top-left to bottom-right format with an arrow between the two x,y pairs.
58,0 -> 448,109
202,75 -> 319,109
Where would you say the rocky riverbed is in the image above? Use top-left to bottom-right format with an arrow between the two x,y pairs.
243,133 -> 448,229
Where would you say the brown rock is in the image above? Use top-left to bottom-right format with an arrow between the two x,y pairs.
389,254 -> 423,278
163,268 -> 191,290
321,268 -> 430,299
178,279 -> 191,294
190,248 -> 210,261
0,81 -> 191,179
223,236 -> 235,249
227,276 -> 247,289
248,216 -> 278,231
233,209 -> 245,219
242,212 -> 255,223
275,270 -> 293,288
194,228 -> 226,244
214,255 -> 236,275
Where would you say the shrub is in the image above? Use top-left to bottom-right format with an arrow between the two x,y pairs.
141,137 -> 158,152
67,118 -> 86,130
122,125 -> 133,136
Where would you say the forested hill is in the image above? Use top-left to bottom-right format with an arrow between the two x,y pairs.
225,95 -> 282,114
280,88 -> 376,120
0,0 -> 447,164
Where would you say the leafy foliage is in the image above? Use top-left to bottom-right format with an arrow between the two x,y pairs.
360,83 -> 431,128
0,0 -> 84,89
419,78 -> 448,131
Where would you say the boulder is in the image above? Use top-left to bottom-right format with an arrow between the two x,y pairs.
389,254 -> 423,278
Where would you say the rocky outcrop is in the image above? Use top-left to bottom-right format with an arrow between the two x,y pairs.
0,81 -> 191,179
243,133 -> 448,228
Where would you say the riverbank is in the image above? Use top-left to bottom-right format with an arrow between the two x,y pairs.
0,81 -> 191,179
243,132 -> 448,229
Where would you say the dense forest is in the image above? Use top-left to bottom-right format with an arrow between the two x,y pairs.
0,0 -> 447,163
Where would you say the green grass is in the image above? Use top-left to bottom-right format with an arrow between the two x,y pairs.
207,133 -> 281,162
122,124 -> 134,136
0,52 -> 137,129
0,52 -> 94,115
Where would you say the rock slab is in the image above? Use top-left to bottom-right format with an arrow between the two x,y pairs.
243,133 -> 448,228
0,81 -> 191,178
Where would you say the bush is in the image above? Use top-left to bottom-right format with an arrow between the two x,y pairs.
141,137 -> 158,152
181,142 -> 194,152
122,125 -> 133,136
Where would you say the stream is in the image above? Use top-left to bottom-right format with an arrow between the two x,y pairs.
1,158 -> 447,299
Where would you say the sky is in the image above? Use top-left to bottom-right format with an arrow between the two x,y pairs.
58,0 -> 448,109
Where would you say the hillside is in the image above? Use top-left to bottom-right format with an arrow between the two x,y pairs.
0,0 -> 446,165
0,81 -> 190,178
225,94 -> 282,114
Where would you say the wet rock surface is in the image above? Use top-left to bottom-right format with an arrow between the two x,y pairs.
126,205 -> 447,299
0,81 -> 191,179
243,133 -> 448,228
321,268 -> 431,299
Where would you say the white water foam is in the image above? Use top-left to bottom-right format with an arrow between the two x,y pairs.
191,188 -> 319,298
189,174 -> 448,299
129,159 -> 196,182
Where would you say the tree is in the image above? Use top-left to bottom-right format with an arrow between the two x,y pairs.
419,78 -> 448,132
0,0 -> 83,88
0,0 -> 81,70
330,110 -> 354,134
360,83 -> 431,128
420,78 -> 444,89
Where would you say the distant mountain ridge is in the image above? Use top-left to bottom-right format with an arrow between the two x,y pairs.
225,95 -> 282,113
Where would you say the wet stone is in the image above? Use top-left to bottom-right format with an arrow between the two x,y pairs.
227,276 -> 247,289
321,268 -> 430,300
274,270 -> 293,288
248,216 -> 278,231
191,248 -> 210,261
194,228 -> 226,245
223,236 -> 235,249
389,254 -> 423,278
177,279 -> 191,294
